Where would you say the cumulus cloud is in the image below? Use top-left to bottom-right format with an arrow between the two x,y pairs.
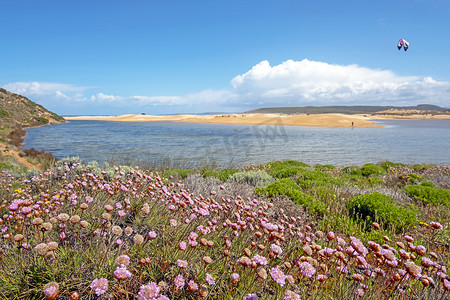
2,59 -> 450,115
230,59 -> 450,107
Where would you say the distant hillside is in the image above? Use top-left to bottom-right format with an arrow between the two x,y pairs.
0,88 -> 65,129
0,88 -> 66,171
246,104 -> 450,115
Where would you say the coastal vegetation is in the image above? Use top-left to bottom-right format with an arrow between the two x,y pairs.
0,158 -> 449,299
0,88 -> 65,172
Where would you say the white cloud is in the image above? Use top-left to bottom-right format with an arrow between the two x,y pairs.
3,81 -> 86,96
230,59 -> 450,106
2,59 -> 450,115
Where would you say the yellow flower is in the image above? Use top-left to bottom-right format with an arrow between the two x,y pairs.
419,221 -> 429,226
14,189 -> 23,194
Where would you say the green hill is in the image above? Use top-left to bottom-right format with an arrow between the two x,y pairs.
245,104 -> 450,115
0,88 -> 66,171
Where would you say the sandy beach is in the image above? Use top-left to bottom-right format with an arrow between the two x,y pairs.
63,112 -> 450,128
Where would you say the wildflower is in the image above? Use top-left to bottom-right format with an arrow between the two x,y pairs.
85,196 -> 93,203
112,226 -> 123,236
284,290 -> 301,300
421,257 -> 434,268
177,259 -> 188,268
231,273 -> 240,284
134,234 -> 144,244
415,245 -> 427,256
148,231 -> 157,240
253,254 -> 268,266
179,241 -> 187,251
252,266 -> 266,279
205,273 -> 215,285
244,294 -> 258,300
170,219 -> 177,227
138,282 -> 160,300
34,243 -> 49,256
125,226 -> 133,236
43,282 -> 59,300
352,274 -> 365,282
444,279 -> 450,291
117,210 -> 126,217
114,265 -> 132,281
32,217 -> 44,226
47,242 -> 58,251
270,244 -> 283,256
355,288 -> 365,297
79,220 -> 89,228
90,278 -> 109,296
203,256 -> 212,265
57,213 -> 70,222
142,203 -> 150,215
404,235 -> 414,242
104,205 -> 113,212
317,274 -> 328,282
299,262 -> 316,278
174,275 -> 185,289
430,222 -> 443,230
14,234 -> 24,242
187,280 -> 198,292
199,284 -> 209,298
405,260 -> 422,278
69,215 -> 81,224
115,254 -> 130,267
327,231 -> 335,240
270,267 -> 286,286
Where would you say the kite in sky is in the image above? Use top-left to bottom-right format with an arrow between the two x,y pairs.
397,39 -> 409,51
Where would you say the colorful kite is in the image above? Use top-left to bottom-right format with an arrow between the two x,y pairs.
397,39 -> 409,51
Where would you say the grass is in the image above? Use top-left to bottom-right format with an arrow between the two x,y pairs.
0,159 -> 449,299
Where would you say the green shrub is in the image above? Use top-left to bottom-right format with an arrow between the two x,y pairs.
256,178 -> 326,214
360,163 -> 385,177
380,161 -> 405,170
297,169 -> 343,188
229,170 -> 274,187
347,192 -> 417,232
314,164 -> 335,171
33,116 -> 49,124
343,166 -> 362,176
202,168 -> 238,181
163,168 -> 195,179
421,181 -> 435,188
404,185 -> 450,205
265,160 -> 309,178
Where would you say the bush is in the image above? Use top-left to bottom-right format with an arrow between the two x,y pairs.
404,185 -> 450,205
229,170 -> 274,187
297,170 -> 343,188
256,178 -> 326,214
202,168 -> 238,181
360,163 -> 385,177
164,168 -> 195,179
347,192 -> 417,232
265,160 -> 309,178
314,164 -> 335,171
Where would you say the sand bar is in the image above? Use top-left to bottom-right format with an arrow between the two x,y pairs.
64,113 -> 450,128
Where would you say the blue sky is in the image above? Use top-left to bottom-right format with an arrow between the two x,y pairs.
1,0 -> 450,115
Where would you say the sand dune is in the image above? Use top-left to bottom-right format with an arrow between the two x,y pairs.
64,112 -> 450,128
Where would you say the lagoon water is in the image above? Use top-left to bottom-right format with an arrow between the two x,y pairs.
24,119 -> 450,168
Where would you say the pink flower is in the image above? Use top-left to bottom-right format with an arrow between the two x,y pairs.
148,231 -> 157,239
253,254 -> 268,266
299,262 -> 316,278
90,278 -> 108,296
170,219 -> 177,227
117,210 -> 126,217
188,280 -> 198,292
270,244 -> 283,256
284,290 -> 301,300
179,241 -> 187,251
177,259 -> 188,268
85,196 -> 93,203
114,266 -> 132,281
205,273 -> 215,285
231,273 -> 240,284
138,282 -> 160,300
244,294 -> 258,300
270,267 -> 286,286
174,275 -> 185,289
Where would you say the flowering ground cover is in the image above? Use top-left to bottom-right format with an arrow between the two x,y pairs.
0,158 -> 449,299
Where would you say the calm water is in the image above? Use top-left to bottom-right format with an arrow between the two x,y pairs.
24,119 -> 450,168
